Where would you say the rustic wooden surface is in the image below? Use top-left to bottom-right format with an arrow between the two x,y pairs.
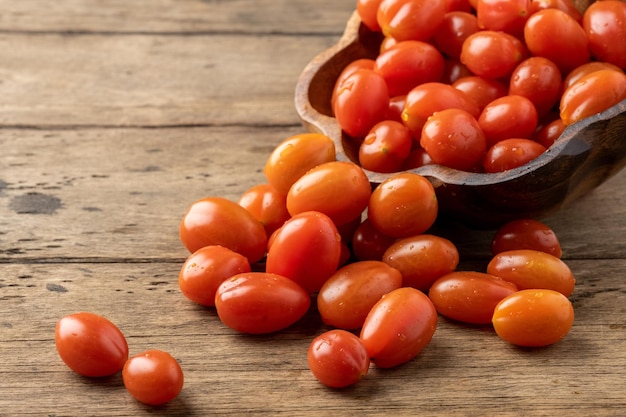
1,1 -> 625,416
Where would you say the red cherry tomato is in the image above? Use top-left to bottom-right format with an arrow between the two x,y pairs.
374,40 -> 445,97
445,0 -> 473,12
351,218 -> 397,261
265,211 -> 342,294
529,0 -> 583,22
179,196 -> 267,263
55,312 -> 128,377
357,0 -> 384,32
332,59 -> 376,110
360,287 -> 438,368
491,218 -> 562,257
359,120 -> 413,173
238,183 -> 290,237
307,329 -> 370,388
460,30 -> 528,79
533,117 -> 565,148
433,11 -> 479,59
492,289 -> 574,347
559,69 -> 626,126
401,146 -> 434,170
583,1 -> 626,69
487,249 -> 575,296
264,133 -> 336,196
333,68 -> 390,138
483,138 -> 546,172
286,161 -> 371,226
215,272 -> 311,334
386,95 -> 407,123
478,95 -> 539,146
509,57 -> 562,117
122,350 -> 184,405
402,82 -> 480,139
452,75 -> 508,111
523,8 -> 590,74
441,58 -> 473,84
317,260 -> 403,330
382,234 -> 459,291
428,271 -> 518,324
476,0 -> 530,38
368,173 -> 438,238
377,0 -> 447,41
420,108 -> 488,171
178,245 -> 251,307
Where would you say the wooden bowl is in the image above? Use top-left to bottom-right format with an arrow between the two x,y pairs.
294,11 -> 626,228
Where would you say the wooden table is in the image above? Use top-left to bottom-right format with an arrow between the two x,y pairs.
1,1 -> 624,416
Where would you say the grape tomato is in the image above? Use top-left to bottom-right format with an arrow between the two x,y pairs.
123,350 -> 184,405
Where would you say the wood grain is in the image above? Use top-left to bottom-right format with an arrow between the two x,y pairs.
1,1 -> 625,416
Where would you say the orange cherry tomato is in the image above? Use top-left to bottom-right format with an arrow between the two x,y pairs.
478,95 -> 539,146
492,289 -> 574,347
460,30 -> 528,79
487,249 -> 575,296
360,287 -> 438,368
359,120 -> 413,173
377,0 -> 447,42
122,350 -> 184,405
238,183 -> 290,237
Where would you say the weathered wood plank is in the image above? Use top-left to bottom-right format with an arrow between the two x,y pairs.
1,261 -> 624,416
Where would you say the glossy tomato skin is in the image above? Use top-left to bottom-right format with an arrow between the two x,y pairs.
55,312 -> 128,377
523,9 -> 590,74
533,117 -> 565,148
428,271 -> 518,324
492,289 -> 574,347
360,287 -> 438,368
583,1 -> 626,69
333,68 -> 390,138
215,272 -> 311,334
529,0 -> 582,22
265,211 -> 341,294
487,249 -> 575,296
357,0 -> 384,31
478,95 -> 539,146
377,0 -> 447,42
460,30 -> 528,79
368,173 -> 438,238
317,261 -> 403,330
122,350 -> 184,405
476,0 -> 530,38
560,69 -> 626,126
383,234 -> 459,291
264,133 -> 336,196
238,183 -> 290,238
433,11 -> 479,59
286,161 -> 371,226
509,56 -> 562,117
374,40 -> 445,97
351,218 -> 397,261
491,218 -> 562,257
562,61 -> 623,92
332,59 -> 377,110
179,197 -> 267,263
359,120 -> 413,173
483,138 -> 546,172
452,75 -> 508,111
420,108 -> 488,171
178,245 -> 251,307
307,330 -> 370,388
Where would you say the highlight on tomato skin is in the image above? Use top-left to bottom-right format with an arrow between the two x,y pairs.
55,312 -> 129,378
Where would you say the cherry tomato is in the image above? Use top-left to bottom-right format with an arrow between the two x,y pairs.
483,138 -> 546,172
265,211 -> 341,294
583,1 -> 626,69
491,218 -> 562,257
382,234 -> 459,291
478,95 -> 538,146
529,0 -> 582,22
523,9 -> 590,74
55,312 -> 128,377
351,218 -> 397,261
377,0 -> 447,42
433,11 -> 479,59
368,173 -> 438,238
178,245 -> 251,307
444,0 -> 473,12
360,287 -> 438,368
401,146 -> 434,170
420,108 -> 488,171
428,271 -> 518,324
122,350 -> 184,405
286,161 -> 371,226
441,58 -> 473,84
559,69 -> 626,125
460,30 -> 528,79
179,196 -> 267,263
264,133 -> 336,196
359,120 -> 413,173
238,183 -> 290,237
357,0 -> 384,32
402,82 -> 480,139
374,40 -> 445,97
533,117 -> 565,148
333,68 -> 390,138
452,75 -> 508,111
215,272 -> 311,334
317,260 -> 403,330
487,249 -> 575,296
332,59 -> 376,110
509,57 -> 562,117
492,289 -> 574,347
562,61 -> 623,92
476,0 -> 530,38
307,330 -> 370,388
